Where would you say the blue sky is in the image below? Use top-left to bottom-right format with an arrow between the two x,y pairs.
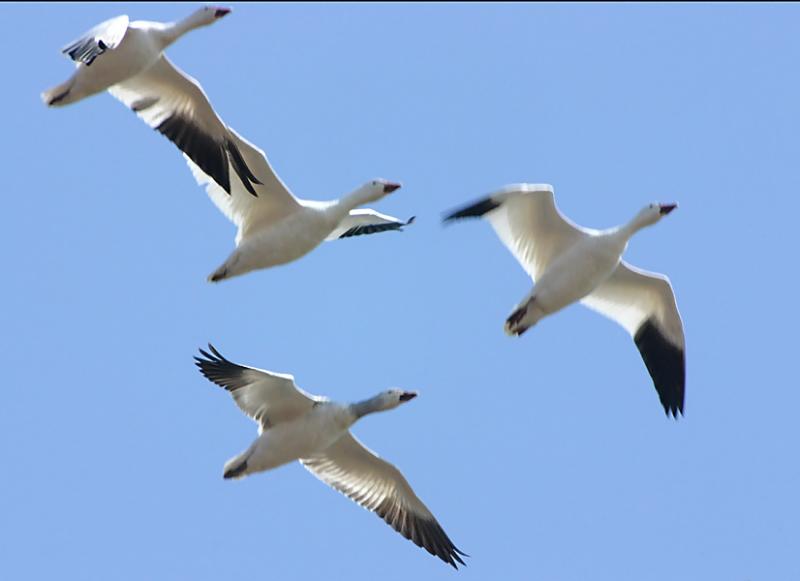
2,2 -> 799,579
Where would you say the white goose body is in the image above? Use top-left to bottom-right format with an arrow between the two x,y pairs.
527,230 -> 627,318
203,179 -> 405,282
42,7 -> 231,108
444,183 -> 685,417
194,345 -> 467,568
52,23 -> 160,103
235,402 -> 352,475
216,203 -> 337,280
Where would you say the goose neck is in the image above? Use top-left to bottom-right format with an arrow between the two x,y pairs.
349,395 -> 385,420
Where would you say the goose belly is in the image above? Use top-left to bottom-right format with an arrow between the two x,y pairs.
534,241 -> 622,314
236,211 -> 335,271
246,409 -> 347,473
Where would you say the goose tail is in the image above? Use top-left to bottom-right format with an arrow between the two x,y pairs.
41,78 -> 75,107
223,453 -> 250,480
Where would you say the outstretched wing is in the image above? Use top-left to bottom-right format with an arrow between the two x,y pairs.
302,433 -> 467,569
444,184 -> 585,280
326,210 -> 415,240
581,261 -> 686,417
185,126 -> 302,241
62,15 -> 129,66
108,56 -> 265,198
194,344 -> 320,429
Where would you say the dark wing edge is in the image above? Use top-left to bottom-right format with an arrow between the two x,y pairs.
62,37 -> 109,66
152,113 -> 262,197
61,15 -> 128,66
374,496 -> 469,569
633,318 -> 686,418
338,216 -> 416,239
194,343 -> 251,391
442,196 -> 501,223
303,446 -> 468,569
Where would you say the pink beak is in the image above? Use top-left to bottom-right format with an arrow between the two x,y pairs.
383,182 -> 402,194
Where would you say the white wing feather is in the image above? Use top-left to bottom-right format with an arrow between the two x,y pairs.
581,261 -> 685,348
301,432 -> 466,567
109,56 -> 300,237
195,346 -> 320,429
487,184 -> 586,280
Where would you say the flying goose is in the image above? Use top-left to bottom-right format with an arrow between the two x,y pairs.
187,171 -> 409,282
58,20 -> 414,281
195,345 -> 467,568
444,184 -> 686,417
41,7 -> 259,196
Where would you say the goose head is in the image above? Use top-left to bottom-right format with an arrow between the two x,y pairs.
376,389 -> 418,411
631,202 -> 678,230
185,6 -> 232,28
363,179 -> 402,198
342,179 -> 402,209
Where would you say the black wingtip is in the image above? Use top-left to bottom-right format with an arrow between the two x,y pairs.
338,216 -> 416,239
63,36 -> 109,66
194,343 -> 248,392
155,114 -> 234,195
664,401 -> 684,419
195,344 -> 219,371
633,319 -> 685,420
200,343 -> 231,365
442,197 -> 501,224
225,139 -> 261,197
449,546 -> 469,569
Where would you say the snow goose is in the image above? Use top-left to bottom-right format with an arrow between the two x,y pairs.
194,345 -> 467,568
76,40 -> 413,281
189,171 -> 408,282
41,7 -> 256,196
443,184 -> 686,417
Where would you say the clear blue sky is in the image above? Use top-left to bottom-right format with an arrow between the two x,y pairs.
2,3 -> 798,579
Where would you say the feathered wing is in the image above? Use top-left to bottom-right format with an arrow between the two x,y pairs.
325,210 -> 415,240
194,344 -> 320,429
185,127 -> 301,242
444,184 -> 585,280
301,433 -> 467,568
107,56 -> 266,198
581,261 -> 686,416
62,15 -> 129,66
487,186 -> 586,280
